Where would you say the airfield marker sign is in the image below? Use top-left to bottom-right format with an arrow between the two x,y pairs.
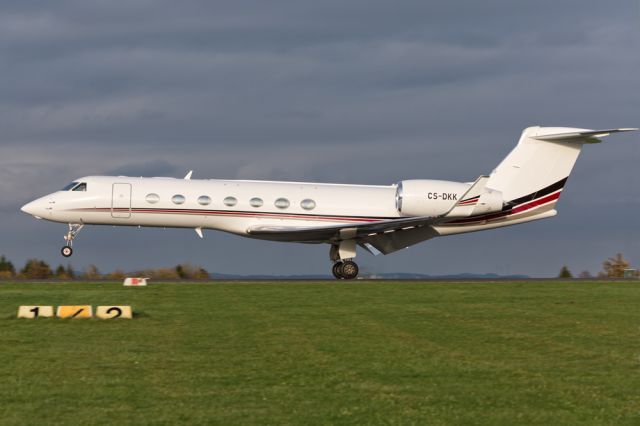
17,306 -> 54,319
56,305 -> 93,318
124,277 -> 148,286
96,306 -> 132,319
17,305 -> 133,319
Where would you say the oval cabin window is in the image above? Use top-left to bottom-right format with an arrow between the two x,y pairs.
198,195 -> 211,206
250,197 -> 263,208
172,194 -> 185,205
223,196 -> 237,207
146,193 -> 160,204
274,198 -> 290,209
300,199 -> 316,210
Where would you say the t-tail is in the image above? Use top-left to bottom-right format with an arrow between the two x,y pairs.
437,126 -> 638,234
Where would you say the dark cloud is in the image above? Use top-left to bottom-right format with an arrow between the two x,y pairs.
105,160 -> 179,177
1,0 -> 638,276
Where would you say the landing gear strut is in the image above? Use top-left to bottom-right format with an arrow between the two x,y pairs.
61,223 -> 84,257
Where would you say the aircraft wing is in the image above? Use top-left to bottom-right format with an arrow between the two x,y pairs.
246,215 -> 444,254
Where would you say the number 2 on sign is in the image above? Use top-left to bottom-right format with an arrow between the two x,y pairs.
106,307 -> 122,318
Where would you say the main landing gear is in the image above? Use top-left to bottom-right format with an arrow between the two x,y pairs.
332,260 -> 359,280
330,241 -> 359,280
61,223 -> 84,257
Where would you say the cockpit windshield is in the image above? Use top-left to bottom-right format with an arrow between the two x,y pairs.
61,182 -> 87,191
61,182 -> 79,191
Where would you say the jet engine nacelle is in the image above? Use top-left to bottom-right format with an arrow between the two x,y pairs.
396,180 -> 471,217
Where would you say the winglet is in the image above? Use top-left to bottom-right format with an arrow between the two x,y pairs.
195,227 -> 203,238
184,170 -> 193,180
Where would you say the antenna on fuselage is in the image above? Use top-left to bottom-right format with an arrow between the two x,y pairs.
184,170 -> 193,180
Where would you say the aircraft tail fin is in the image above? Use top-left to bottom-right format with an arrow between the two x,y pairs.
485,126 -> 637,206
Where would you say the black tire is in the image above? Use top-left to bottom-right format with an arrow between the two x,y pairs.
61,246 -> 73,257
332,262 -> 344,279
341,261 -> 359,280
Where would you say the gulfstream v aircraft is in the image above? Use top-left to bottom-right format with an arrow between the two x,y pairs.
21,126 -> 637,279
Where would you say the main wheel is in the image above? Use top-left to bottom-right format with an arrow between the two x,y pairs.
61,246 -> 73,257
341,260 -> 359,280
332,262 -> 344,279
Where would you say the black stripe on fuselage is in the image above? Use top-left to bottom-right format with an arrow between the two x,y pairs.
445,176 -> 569,225
502,177 -> 568,211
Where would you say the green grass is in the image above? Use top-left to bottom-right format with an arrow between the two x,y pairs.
0,281 -> 639,425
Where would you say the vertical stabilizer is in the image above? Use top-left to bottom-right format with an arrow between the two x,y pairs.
485,126 -> 589,203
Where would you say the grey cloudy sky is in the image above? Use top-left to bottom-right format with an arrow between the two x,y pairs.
1,0 -> 639,276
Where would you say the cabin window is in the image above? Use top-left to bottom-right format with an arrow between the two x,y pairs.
223,196 -> 237,207
300,199 -> 316,210
172,194 -> 185,205
249,197 -> 263,208
146,193 -> 160,204
62,182 -> 79,191
198,195 -> 211,206
72,183 -> 87,192
274,198 -> 290,209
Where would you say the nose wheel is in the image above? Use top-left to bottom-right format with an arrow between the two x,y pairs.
61,223 -> 84,257
332,260 -> 359,280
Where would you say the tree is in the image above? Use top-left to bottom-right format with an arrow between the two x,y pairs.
578,270 -> 592,279
0,255 -> 15,278
175,263 -> 210,280
20,259 -> 53,279
55,265 -> 68,279
144,268 -> 180,279
81,265 -> 101,280
558,266 -> 573,278
175,264 -> 186,279
65,264 -> 76,279
602,253 -> 630,278
105,269 -> 126,280
195,267 -> 210,280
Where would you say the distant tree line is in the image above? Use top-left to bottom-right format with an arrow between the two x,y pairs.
0,255 -> 209,280
1,253 -> 637,280
558,252 -> 637,279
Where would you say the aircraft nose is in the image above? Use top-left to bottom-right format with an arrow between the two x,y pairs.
21,201 -> 36,214
21,199 -> 46,218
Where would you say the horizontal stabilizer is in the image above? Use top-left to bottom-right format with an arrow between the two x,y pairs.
531,128 -> 638,143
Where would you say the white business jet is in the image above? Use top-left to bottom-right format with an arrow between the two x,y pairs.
21,126 -> 637,279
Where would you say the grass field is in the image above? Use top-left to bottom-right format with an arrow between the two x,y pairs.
1,281 -> 639,425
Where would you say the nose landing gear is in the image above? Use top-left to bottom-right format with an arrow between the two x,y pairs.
61,223 -> 84,257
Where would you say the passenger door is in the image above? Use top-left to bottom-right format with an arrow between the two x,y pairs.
111,183 -> 132,218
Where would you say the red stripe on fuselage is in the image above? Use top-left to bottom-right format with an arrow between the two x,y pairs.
511,191 -> 560,214
71,207 -> 385,223
446,190 -> 562,225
